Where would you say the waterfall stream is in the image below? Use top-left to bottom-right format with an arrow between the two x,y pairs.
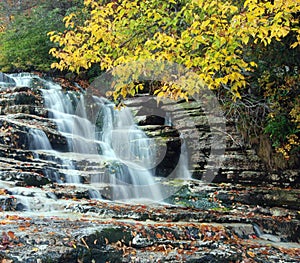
10,73 -> 165,202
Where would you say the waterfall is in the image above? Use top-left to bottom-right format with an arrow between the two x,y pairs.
175,137 -> 192,179
28,129 -> 52,151
9,72 -> 36,87
0,72 -> 16,88
106,106 -> 157,171
163,113 -> 191,180
11,73 -> 163,202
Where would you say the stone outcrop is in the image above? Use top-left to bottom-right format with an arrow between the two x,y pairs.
0,84 -> 70,187
0,184 -> 299,263
125,96 -> 299,187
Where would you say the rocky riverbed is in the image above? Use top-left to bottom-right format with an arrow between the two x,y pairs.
0,180 -> 299,262
0,72 -> 299,262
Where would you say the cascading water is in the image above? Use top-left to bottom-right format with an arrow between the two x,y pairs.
10,73 -> 164,201
176,137 -> 192,179
71,95 -> 161,200
28,129 -> 52,151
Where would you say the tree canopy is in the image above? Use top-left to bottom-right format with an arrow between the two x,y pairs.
48,0 -> 300,161
49,0 -> 299,97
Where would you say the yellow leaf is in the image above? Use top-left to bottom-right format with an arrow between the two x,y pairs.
247,251 -> 256,258
290,42 -> 299,49
250,61 -> 257,67
242,36 -> 250,45
201,20 -> 211,29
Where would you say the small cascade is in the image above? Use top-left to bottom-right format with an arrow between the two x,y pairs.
0,72 -> 16,88
28,129 -> 52,151
164,112 -> 172,126
163,112 -> 191,179
107,107 -> 157,171
175,138 -> 192,179
9,72 -> 37,87
61,158 -> 81,184
42,85 -> 78,134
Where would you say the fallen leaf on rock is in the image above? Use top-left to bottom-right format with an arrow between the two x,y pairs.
18,226 -> 26,231
241,258 -> 257,263
1,259 -> 13,263
261,249 -> 270,255
247,251 -> 256,258
165,232 -> 174,240
115,240 -> 122,247
177,248 -> 184,254
68,241 -> 77,248
4,216 -> 14,221
7,231 -> 15,240
81,238 -> 89,249
156,233 -> 162,239
278,247 -> 300,257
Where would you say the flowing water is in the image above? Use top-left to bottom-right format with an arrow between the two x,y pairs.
9,73 -> 166,203
28,129 -> 52,151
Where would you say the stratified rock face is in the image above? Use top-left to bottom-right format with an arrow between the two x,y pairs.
125,96 -> 299,187
0,79 -> 69,187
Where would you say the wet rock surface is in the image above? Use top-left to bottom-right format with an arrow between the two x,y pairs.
0,181 -> 299,263
0,75 -> 299,262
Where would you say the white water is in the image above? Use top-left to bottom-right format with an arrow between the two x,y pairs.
175,137 -> 192,180
9,72 -> 34,87
28,129 -> 52,151
11,73 -> 163,202
164,113 -> 191,180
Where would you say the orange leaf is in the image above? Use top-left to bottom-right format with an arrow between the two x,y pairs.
6,215 -> 20,220
18,226 -> 26,231
7,231 -> 15,239
156,233 -> 162,239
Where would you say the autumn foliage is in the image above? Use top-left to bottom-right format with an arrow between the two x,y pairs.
49,0 -> 299,97
47,0 -> 300,161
